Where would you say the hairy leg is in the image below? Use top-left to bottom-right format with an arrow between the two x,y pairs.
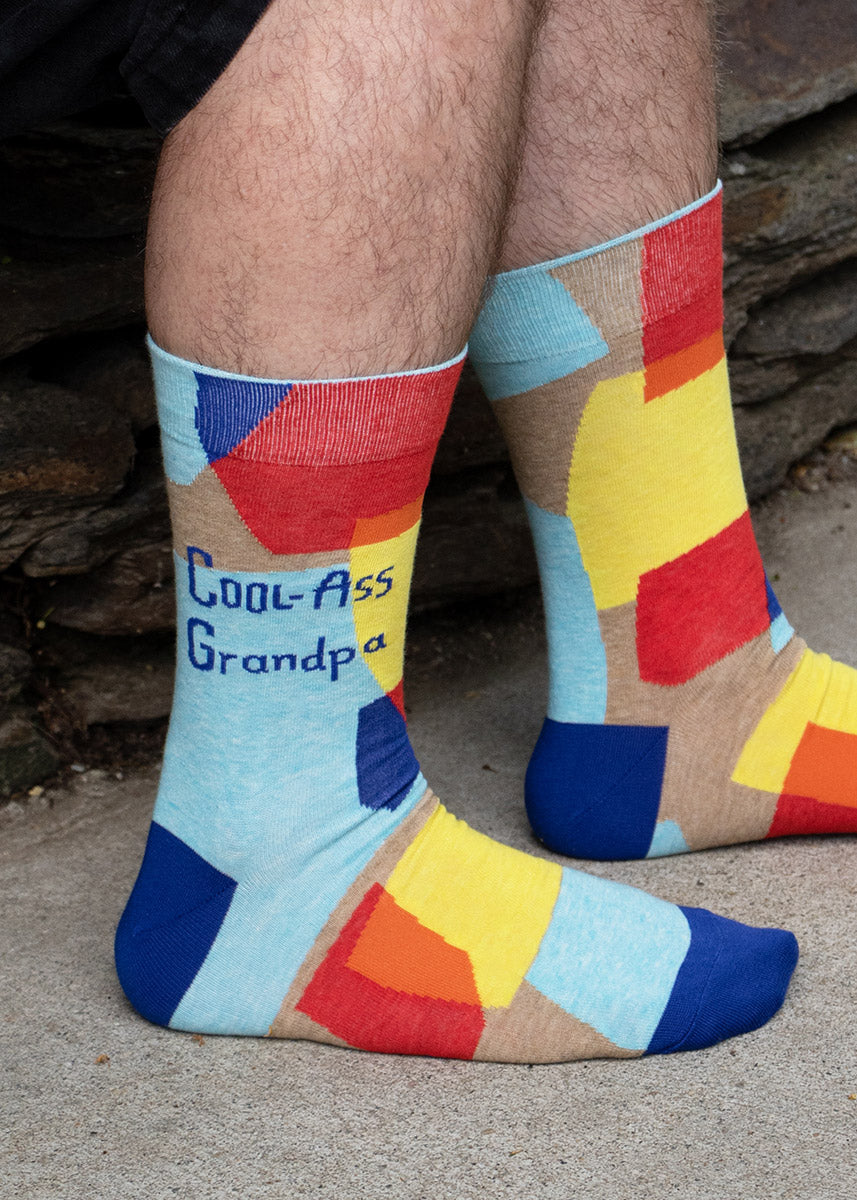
146,0 -> 541,377
499,0 -> 718,267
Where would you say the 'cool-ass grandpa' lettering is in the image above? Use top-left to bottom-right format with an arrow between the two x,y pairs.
184,547 -> 390,682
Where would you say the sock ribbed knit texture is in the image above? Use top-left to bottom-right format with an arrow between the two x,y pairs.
470,183 -> 857,859
115,334 -> 797,1059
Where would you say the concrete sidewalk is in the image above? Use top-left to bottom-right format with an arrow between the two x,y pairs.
2,480 -> 857,1199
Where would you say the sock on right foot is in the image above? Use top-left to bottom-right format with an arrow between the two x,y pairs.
471,184 -> 857,859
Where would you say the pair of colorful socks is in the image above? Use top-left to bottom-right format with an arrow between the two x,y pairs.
116,184 -> 816,1063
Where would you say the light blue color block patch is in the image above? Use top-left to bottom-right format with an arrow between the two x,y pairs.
469,267 -> 608,401
646,819 -> 690,858
158,553 -> 422,1035
149,343 -> 210,485
168,770 -> 429,1035
770,612 -> 794,654
525,499 -> 607,723
526,868 -> 691,1051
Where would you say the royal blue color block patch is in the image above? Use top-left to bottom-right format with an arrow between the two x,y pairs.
646,906 -> 799,1054
525,719 -> 668,860
194,373 -> 291,462
356,696 -> 420,811
765,576 -> 783,623
764,576 -> 794,653
114,822 -> 237,1027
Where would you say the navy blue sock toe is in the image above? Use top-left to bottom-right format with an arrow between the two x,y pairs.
647,906 -> 799,1054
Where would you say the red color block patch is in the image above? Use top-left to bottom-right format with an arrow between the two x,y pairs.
296,884 -> 485,1059
636,510 -> 769,685
387,680 -> 405,718
767,792 -> 857,839
641,192 -> 724,364
212,449 -> 433,554
235,366 -> 461,467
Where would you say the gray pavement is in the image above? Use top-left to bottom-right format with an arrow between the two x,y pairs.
2,480 -> 857,1199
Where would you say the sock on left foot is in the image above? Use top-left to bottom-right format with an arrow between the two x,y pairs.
114,339 -> 797,1059
470,183 -> 857,858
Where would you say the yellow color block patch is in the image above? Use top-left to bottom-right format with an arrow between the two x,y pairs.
732,648 -> 839,793
567,359 -> 747,609
385,804 -> 561,1008
350,516 -> 420,694
813,655 -> 857,735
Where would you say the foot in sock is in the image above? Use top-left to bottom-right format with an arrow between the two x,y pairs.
470,182 -> 857,859
115,341 -> 797,1060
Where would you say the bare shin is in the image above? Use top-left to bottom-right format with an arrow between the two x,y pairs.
498,0 -> 719,268
146,0 -> 543,377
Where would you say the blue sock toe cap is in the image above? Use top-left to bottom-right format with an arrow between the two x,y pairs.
647,906 -> 799,1055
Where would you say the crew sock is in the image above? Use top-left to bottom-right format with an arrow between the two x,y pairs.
115,336 -> 797,1059
470,182 -> 857,859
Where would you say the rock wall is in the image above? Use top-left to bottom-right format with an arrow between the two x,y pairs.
1,0 -> 856,795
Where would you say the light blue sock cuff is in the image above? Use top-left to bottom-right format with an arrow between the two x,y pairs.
469,182 -> 721,402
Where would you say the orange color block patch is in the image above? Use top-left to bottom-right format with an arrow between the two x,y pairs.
347,888 -> 480,1006
297,883 -> 485,1058
351,498 -> 423,548
781,722 -> 857,809
643,331 -> 725,403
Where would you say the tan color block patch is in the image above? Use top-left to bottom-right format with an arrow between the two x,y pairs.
475,980 -> 641,1064
595,597 -> 801,844
657,632 -> 805,850
492,366 -> 595,515
167,469 -> 345,572
599,603 -> 804,849
490,241 -> 644,517
600,601 -> 681,726
267,788 -> 438,1040
273,1008 -> 352,1051
492,330 -> 643,518
667,779 -> 780,851
549,236 -> 644,355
